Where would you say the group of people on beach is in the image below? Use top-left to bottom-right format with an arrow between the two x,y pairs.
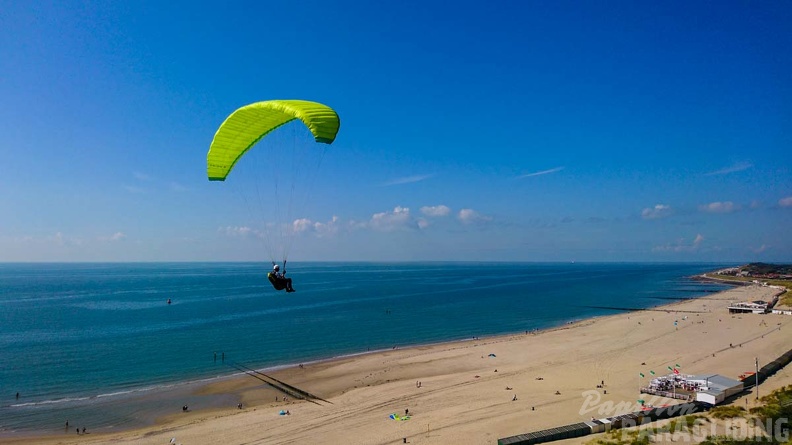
65,421 -> 86,435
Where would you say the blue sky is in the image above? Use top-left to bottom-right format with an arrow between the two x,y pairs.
1,1 -> 790,262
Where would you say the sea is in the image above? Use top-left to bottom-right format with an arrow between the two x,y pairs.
0,262 -> 733,436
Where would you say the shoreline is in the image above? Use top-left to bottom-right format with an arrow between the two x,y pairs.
692,272 -> 751,286
6,281 -> 792,444
0,279 -> 730,439
1,281 -> 714,437
0,311 -> 609,439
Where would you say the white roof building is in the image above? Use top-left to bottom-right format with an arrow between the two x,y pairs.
687,374 -> 744,405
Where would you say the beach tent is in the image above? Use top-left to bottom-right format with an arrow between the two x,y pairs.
389,414 -> 410,421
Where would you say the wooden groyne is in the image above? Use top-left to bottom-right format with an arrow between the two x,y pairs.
227,361 -> 330,405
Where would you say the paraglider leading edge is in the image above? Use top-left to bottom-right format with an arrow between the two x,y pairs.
206,99 -> 340,181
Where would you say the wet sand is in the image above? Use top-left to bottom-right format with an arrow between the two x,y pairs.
2,284 -> 790,445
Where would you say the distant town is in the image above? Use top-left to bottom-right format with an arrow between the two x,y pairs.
715,262 -> 792,280
704,262 -> 792,308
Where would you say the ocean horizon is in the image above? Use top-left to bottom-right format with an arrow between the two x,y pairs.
0,262 -> 733,435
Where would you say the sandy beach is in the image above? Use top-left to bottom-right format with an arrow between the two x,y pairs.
3,284 -> 790,445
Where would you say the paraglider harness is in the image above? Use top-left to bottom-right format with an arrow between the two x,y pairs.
267,261 -> 289,291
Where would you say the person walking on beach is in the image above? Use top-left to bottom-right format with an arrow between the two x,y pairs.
268,264 -> 295,292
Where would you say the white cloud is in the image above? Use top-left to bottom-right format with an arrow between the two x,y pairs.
381,174 -> 434,186
370,206 -> 416,231
292,216 -> 340,236
314,216 -> 340,236
292,218 -> 313,233
52,232 -> 64,245
779,196 -> 792,208
348,219 -> 368,231
219,226 -> 254,237
133,171 -> 152,181
752,244 -> 769,253
518,166 -> 564,178
699,201 -> 737,213
348,206 -> 490,232
7,232 -> 85,247
458,208 -> 491,224
4,232 -> 68,246
99,232 -> 126,242
421,205 -> 451,217
652,234 -> 704,253
704,162 -> 752,176
641,204 -> 673,220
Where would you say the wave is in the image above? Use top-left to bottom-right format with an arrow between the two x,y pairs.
4,373 -> 246,410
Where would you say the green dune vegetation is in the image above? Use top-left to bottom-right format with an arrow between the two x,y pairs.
586,386 -> 792,445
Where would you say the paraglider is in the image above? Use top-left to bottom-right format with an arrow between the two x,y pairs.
268,263 -> 295,293
207,100 -> 340,292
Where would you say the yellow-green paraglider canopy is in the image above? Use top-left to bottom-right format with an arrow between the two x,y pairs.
207,100 -> 340,181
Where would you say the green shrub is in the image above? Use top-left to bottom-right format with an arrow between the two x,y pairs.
710,406 -> 747,419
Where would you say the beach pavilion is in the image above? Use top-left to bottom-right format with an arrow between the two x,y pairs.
688,374 -> 744,405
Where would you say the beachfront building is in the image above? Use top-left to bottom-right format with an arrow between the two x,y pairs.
640,374 -> 697,401
687,374 -> 744,405
728,301 -> 769,314
640,373 -> 743,405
